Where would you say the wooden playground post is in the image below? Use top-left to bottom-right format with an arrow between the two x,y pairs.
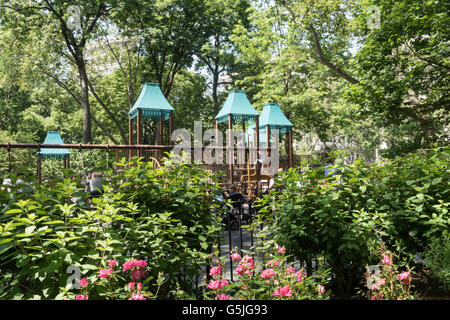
289,127 -> 293,168
169,110 -> 174,146
228,114 -> 233,184
128,115 -> 133,159
137,109 -> 142,158
37,153 -> 41,184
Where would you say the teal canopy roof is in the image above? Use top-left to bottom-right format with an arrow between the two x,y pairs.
38,131 -> 70,160
129,83 -> 175,121
215,90 -> 260,124
258,103 -> 293,133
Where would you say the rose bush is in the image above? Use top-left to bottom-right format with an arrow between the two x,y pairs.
61,257 -> 165,300
364,245 -> 417,300
204,245 -> 331,300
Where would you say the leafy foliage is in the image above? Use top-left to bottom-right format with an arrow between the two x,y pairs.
0,155 -> 223,299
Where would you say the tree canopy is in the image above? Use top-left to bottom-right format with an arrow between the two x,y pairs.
0,0 -> 448,166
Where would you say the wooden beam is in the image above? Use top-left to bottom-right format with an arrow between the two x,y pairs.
289,127 -> 293,168
228,114 -> 233,184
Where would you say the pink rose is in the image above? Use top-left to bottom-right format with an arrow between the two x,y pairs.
209,266 -> 222,277
280,285 -> 293,297
131,269 -> 146,281
286,267 -> 295,274
108,259 -> 117,268
231,253 -> 241,260
137,282 -> 142,291
240,256 -> 254,268
128,282 -> 135,290
129,293 -> 146,300
398,271 -> 411,284
79,278 -> 89,288
261,268 -> 276,279
276,244 -> 286,254
381,255 -> 393,265
317,285 -> 325,294
98,269 -> 112,279
207,280 -> 221,290
295,270 -> 305,282
267,260 -> 279,267
75,294 -> 88,300
134,260 -> 147,268
235,265 -> 244,275
122,260 -> 136,272
215,294 -> 231,300
220,279 -> 229,288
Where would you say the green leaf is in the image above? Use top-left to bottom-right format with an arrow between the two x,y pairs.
25,226 -> 36,235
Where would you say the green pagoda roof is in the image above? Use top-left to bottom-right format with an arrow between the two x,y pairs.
38,131 -> 70,160
215,90 -> 260,124
258,103 -> 293,133
129,83 -> 175,121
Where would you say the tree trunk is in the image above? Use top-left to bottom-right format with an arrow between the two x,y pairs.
78,58 -> 92,144
212,64 -> 220,114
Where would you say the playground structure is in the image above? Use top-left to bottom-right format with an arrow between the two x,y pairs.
0,83 -> 295,199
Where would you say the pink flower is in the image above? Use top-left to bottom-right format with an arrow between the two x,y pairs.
276,244 -> 286,254
381,255 -> 393,265
286,266 -> 295,274
108,259 -> 117,268
240,256 -> 254,268
207,280 -> 221,290
398,271 -> 411,284
220,279 -> 229,288
295,270 -> 306,282
280,285 -> 293,297
267,260 -> 279,267
216,294 -> 231,300
131,269 -> 146,281
79,278 -> 89,288
128,282 -> 135,290
371,294 -> 384,300
75,294 -> 88,300
209,266 -> 222,277
236,265 -> 244,275
231,253 -> 241,260
134,260 -> 147,268
398,271 -> 410,280
241,285 -> 247,290
379,278 -> 386,286
129,293 -> 146,300
261,268 -> 276,279
98,268 -> 113,279
137,282 -> 142,291
122,260 -> 136,272
317,285 -> 325,294
273,286 -> 292,298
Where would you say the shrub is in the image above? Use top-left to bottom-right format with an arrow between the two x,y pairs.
256,146 -> 449,297
0,155 -> 223,299
204,244 -> 331,300
423,231 -> 450,292
363,245 -> 418,300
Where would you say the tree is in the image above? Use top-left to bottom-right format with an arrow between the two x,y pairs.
116,0 -> 211,97
0,0 -> 117,143
349,0 -> 450,152
195,0 -> 251,114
